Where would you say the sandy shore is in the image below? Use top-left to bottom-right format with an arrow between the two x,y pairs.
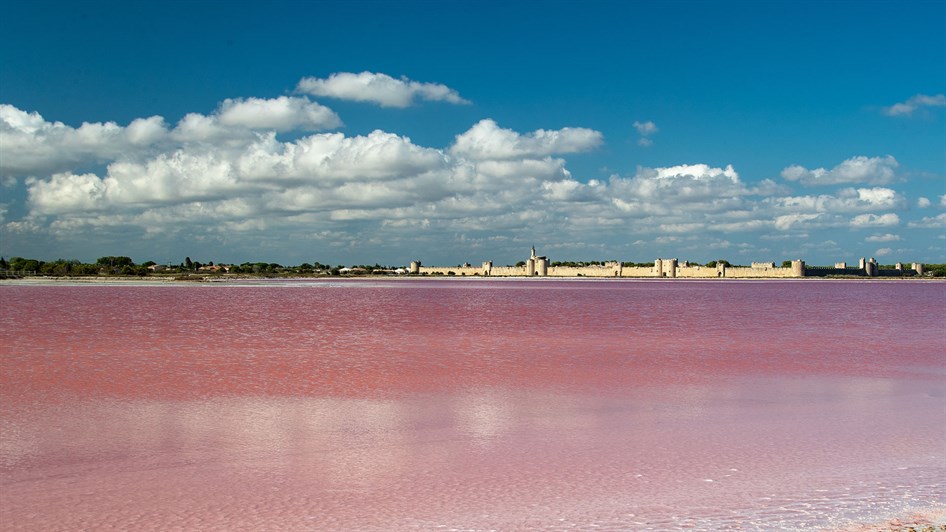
834,508 -> 946,531
0,276 -> 182,284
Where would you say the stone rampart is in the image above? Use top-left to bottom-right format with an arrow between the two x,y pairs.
804,267 -> 864,277
549,265 -> 622,277
419,264 -> 801,278
619,267 -> 654,277
415,251 -> 923,279
877,269 -> 919,278
722,266 -> 798,278
674,265 -> 724,278
489,266 -> 527,276
419,266 -> 485,276
421,264 -> 633,277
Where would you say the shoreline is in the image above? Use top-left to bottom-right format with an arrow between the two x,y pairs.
835,507 -> 946,531
1,275 -> 943,285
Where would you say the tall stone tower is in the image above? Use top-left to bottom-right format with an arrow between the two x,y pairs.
527,245 -> 549,276
791,259 -> 805,277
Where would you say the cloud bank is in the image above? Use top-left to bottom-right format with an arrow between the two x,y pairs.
1,73 -> 940,264
780,155 -> 899,186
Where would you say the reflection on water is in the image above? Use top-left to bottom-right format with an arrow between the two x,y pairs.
1,280 -> 944,530
3,378 -> 944,530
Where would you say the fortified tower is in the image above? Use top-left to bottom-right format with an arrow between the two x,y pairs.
653,258 -> 678,277
527,246 -> 549,276
791,259 -> 806,277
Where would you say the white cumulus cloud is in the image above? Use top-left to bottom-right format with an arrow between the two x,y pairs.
850,213 -> 900,228
27,172 -> 108,214
633,120 -> 658,147
882,93 -> 946,117
774,213 -> 823,230
0,104 -> 168,176
606,163 -> 749,217
25,129 -> 450,216
865,233 -> 900,242
450,119 -> 602,161
125,116 -> 169,145
907,213 -> 946,229
296,72 -> 469,108
216,96 -> 341,131
633,120 -> 658,136
780,155 -> 898,186
6,82 -> 939,266
917,197 -> 931,208
1,98 -> 343,178
651,163 -> 739,182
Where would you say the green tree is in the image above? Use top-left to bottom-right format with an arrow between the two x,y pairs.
926,264 -> 946,277
41,259 -> 81,276
97,256 -> 134,268
10,257 -> 40,273
74,263 -> 100,275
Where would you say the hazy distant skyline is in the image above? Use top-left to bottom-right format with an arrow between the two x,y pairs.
1,0 -> 944,266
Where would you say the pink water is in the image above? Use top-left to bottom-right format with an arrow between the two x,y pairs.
1,279 -> 944,530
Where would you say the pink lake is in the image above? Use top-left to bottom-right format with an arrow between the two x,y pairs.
1,279 -> 944,530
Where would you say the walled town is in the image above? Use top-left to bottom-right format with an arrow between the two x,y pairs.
412,247 -> 928,279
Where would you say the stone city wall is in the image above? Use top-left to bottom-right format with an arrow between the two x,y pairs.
718,266 -> 798,278
673,265 -> 725,278
419,266 -> 487,276
417,264 -> 801,278
619,266 -> 655,277
415,255 -> 923,279
490,266 -> 527,276
548,265 -> 623,277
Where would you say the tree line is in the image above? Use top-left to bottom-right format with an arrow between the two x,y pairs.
2,255 -> 944,278
0,256 -> 410,277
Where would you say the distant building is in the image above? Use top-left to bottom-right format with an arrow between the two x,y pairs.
527,246 -> 549,276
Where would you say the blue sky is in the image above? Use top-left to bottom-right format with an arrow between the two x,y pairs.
1,0 -> 944,267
